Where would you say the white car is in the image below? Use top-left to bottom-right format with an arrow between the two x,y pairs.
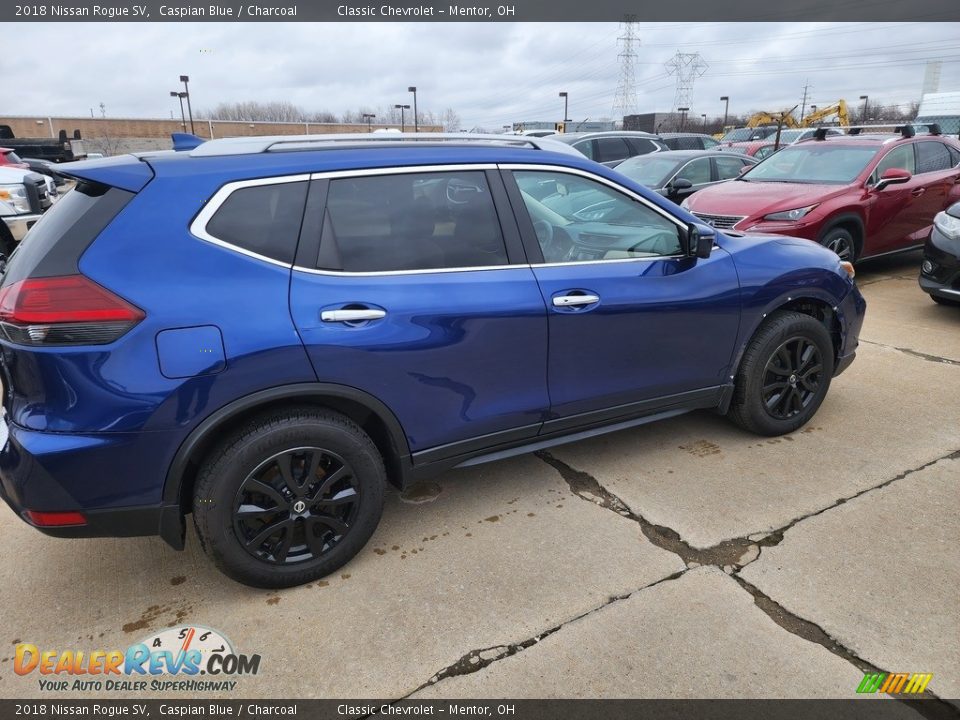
0,165 -> 57,255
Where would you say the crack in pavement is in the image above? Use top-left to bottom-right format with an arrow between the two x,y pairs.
533,447 -> 960,714
860,339 -> 960,367
402,569 -> 688,697
856,273 -> 917,287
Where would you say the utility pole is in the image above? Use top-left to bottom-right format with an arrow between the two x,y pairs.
799,81 -> 812,122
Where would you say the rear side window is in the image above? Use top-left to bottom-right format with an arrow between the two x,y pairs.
318,171 -> 508,273
205,181 -> 308,264
628,138 -> 661,155
595,137 -> 631,164
914,141 -> 953,174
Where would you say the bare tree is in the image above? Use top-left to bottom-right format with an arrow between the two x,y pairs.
441,108 -> 461,132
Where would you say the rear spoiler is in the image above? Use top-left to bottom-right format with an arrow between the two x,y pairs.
56,155 -> 155,192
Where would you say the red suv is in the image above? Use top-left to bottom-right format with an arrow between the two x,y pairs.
682,130 -> 960,262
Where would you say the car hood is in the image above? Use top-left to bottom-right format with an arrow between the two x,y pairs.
685,179 -> 852,218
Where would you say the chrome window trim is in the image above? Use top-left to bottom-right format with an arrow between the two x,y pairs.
189,173 -> 311,268
193,163 -> 696,276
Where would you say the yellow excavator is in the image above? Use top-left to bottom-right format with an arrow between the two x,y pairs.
799,100 -> 850,128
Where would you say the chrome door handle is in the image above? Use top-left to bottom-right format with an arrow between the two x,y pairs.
321,309 -> 386,322
911,188 -> 925,196
553,294 -> 600,307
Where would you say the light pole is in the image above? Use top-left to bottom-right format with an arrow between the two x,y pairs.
678,107 -> 689,131
408,86 -> 418,133
179,75 -> 195,134
720,96 -> 729,127
170,91 -> 186,130
559,91 -> 569,123
394,104 -> 410,132
701,113 -> 707,131
859,95 -> 869,123
362,113 -> 376,132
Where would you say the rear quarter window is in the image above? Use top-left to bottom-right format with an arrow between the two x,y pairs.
204,180 -> 308,264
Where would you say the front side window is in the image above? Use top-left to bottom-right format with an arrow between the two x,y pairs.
874,144 -> 916,178
513,170 -> 682,262
915,141 -> 953,174
715,155 -> 749,180
319,171 -> 508,272
205,180 -> 308,264
676,158 -> 712,185
573,140 -> 594,160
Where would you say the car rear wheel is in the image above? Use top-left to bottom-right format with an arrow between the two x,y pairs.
819,226 -> 857,263
727,311 -> 835,436
193,408 -> 386,588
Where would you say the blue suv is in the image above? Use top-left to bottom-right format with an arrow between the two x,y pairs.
0,133 -> 865,587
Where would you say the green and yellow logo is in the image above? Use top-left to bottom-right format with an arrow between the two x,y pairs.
857,672 -> 932,694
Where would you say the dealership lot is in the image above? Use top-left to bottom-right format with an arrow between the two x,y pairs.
0,251 -> 956,701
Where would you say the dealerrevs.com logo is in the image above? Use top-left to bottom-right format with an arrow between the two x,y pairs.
15,626 -> 261,693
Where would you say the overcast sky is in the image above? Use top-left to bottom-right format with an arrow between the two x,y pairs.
4,22 -> 959,128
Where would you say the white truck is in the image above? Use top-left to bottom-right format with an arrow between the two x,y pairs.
915,92 -> 960,137
0,165 -> 57,256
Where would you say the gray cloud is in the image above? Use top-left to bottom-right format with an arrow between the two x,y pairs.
3,21 -> 959,128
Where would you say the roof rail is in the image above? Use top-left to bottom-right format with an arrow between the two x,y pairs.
189,132 -> 580,158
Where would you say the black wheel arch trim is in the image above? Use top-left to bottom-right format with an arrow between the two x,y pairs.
161,382 -> 412,513
730,289 -> 847,385
817,212 -> 865,257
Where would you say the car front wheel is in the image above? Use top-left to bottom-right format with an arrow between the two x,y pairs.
819,226 -> 857,263
728,311 -> 835,436
193,408 -> 386,588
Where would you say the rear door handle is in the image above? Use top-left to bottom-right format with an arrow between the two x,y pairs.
552,294 -> 600,307
911,188 -> 926,197
321,309 -> 386,323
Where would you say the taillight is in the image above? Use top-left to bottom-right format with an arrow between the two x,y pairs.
0,275 -> 144,346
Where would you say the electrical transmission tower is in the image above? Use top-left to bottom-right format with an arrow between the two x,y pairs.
612,15 -> 640,122
664,51 -> 708,124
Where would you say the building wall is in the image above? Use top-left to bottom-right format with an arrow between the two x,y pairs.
0,116 -> 443,150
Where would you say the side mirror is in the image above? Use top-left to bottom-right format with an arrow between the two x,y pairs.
738,164 -> 751,175
874,167 -> 912,191
685,222 -> 714,259
671,177 -> 693,191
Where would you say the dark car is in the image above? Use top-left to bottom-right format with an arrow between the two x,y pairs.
20,157 -> 70,187
554,131 -> 668,167
658,133 -> 721,151
0,132 -> 864,588
615,150 -> 757,202
919,200 -> 960,306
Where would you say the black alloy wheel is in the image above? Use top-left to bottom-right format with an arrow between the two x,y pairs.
760,337 -> 823,420
233,447 -> 361,565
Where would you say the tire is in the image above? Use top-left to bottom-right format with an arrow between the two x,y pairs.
931,294 -> 960,307
193,408 -> 386,588
728,311 -> 835,436
818,226 -> 857,263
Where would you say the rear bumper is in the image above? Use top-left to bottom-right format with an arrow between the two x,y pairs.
2,213 -> 43,242
0,415 -> 185,548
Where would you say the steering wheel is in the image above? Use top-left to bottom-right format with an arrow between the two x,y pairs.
572,199 -> 616,222
532,220 -> 554,247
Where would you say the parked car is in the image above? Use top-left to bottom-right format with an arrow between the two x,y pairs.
775,127 -> 843,144
0,165 -> 56,255
682,129 -> 960,262
0,148 -> 29,170
720,140 -> 780,160
0,132 -> 865,588
615,149 -> 758,202
919,200 -> 960,306
658,133 -> 721,151
554,131 -> 669,167
719,126 -> 781,143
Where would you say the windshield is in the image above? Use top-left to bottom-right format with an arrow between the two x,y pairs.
742,144 -> 878,184
615,156 -> 680,187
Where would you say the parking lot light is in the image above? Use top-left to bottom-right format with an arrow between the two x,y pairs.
394,104 -> 410,132
180,75 -> 195,135
860,95 -> 869,123
559,91 -> 569,122
362,113 -> 376,132
169,91 -> 186,130
720,96 -> 729,127
408,87 -> 418,133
